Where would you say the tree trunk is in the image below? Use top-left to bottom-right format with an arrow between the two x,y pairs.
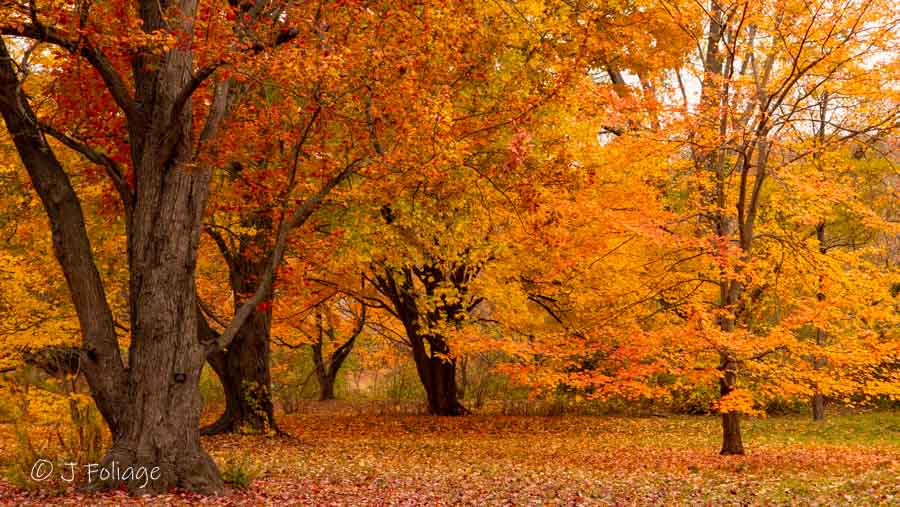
117,125 -> 222,492
458,354 -> 469,400
102,21 -> 226,490
309,305 -> 364,401
371,264 -> 470,416
411,336 -> 467,416
0,35 -> 223,493
318,375 -> 336,401
99,413 -> 221,493
811,222 -> 827,421
99,178 -> 222,493
202,200 -> 279,435
202,312 -> 276,435
720,411 -> 744,455
311,334 -> 337,401
719,354 -> 745,455
812,392 -> 825,421
0,39 -> 128,436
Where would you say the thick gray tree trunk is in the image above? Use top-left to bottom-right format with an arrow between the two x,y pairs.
0,20 -> 223,491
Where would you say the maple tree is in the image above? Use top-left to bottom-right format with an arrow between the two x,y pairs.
557,0 -> 900,454
0,0 -> 896,498
191,0 -> 598,423
269,287 -> 369,402
491,0 -> 899,456
666,0 -> 898,454
302,0 -> 696,417
0,0 -> 351,492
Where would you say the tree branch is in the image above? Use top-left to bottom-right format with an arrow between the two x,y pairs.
40,123 -> 133,209
211,158 -> 366,352
1,25 -> 140,123
0,36 -> 127,431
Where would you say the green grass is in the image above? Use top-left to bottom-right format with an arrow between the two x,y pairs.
742,411 -> 900,447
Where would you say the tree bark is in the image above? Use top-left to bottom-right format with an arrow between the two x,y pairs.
111,13 -> 224,489
694,0 -> 750,459
116,148 -> 220,492
311,335 -> 337,401
413,343 -> 466,416
1,0 -> 305,489
719,353 -> 745,455
458,354 -> 469,400
720,411 -> 744,455
812,221 -> 827,421
372,264 -> 470,416
202,310 -> 276,435
0,38 -> 128,439
408,325 -> 467,416
317,374 -> 336,401
201,235 -> 277,435
0,35 -> 223,493
812,392 -> 825,421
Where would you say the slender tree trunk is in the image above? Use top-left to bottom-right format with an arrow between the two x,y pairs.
0,40 -> 127,436
311,335 -> 336,401
458,354 -> 469,400
811,323 -> 827,422
719,353 -> 745,455
812,221 -> 828,421
310,306 -> 364,401
812,392 -> 825,421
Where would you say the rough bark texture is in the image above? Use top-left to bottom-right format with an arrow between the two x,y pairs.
1,1 -> 225,488
202,309 -> 276,435
111,5 -> 222,489
202,211 -> 277,435
0,0 -> 306,489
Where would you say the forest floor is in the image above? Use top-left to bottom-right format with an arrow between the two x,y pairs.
0,406 -> 897,505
